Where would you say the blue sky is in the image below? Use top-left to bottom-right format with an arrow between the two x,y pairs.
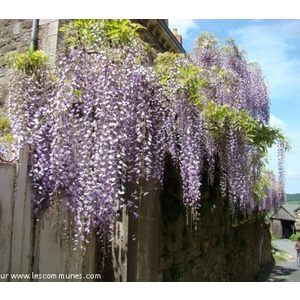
169,19 -> 300,194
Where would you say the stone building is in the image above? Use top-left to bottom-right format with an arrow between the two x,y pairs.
0,20 -> 33,116
0,19 -> 184,117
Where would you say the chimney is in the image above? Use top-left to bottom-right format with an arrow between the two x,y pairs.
172,28 -> 182,45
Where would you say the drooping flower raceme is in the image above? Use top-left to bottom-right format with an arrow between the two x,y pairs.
6,23 -> 168,245
4,22 -> 288,246
192,33 -> 283,215
155,32 -> 287,220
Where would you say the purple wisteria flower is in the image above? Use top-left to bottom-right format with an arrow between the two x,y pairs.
3,22 -> 286,247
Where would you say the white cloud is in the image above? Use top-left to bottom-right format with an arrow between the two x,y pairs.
229,21 -> 300,103
168,19 -> 198,40
269,114 -> 286,130
287,171 -> 300,179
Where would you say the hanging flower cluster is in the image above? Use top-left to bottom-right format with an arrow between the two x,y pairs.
6,20 -> 168,244
193,34 -> 289,215
154,33 -> 289,219
256,169 -> 285,213
2,20 -> 289,245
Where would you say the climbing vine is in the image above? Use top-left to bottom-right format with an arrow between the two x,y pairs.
0,20 -> 289,246
153,42 -> 289,219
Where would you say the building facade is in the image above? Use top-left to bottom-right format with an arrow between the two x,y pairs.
0,19 -> 184,117
271,204 -> 300,238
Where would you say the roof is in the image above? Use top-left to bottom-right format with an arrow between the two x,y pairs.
271,204 -> 300,221
131,19 -> 186,54
294,206 -> 300,212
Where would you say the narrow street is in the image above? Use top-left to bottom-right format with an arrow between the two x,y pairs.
261,239 -> 300,282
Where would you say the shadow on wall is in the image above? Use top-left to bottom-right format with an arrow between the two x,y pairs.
158,155 -> 273,282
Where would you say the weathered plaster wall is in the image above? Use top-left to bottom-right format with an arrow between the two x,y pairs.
0,148 -> 99,282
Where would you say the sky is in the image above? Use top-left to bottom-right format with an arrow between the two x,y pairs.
169,19 -> 300,194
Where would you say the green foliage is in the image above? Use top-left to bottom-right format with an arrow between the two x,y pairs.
60,19 -> 145,50
286,194 -> 300,204
203,100 -> 290,157
195,32 -> 218,48
179,63 -> 207,107
60,19 -> 104,49
4,46 -> 49,75
153,52 -> 182,84
0,116 -> 14,144
153,52 -> 208,107
252,122 -> 290,154
289,233 -> 300,242
0,116 -> 11,135
103,19 -> 145,43
0,133 -> 14,145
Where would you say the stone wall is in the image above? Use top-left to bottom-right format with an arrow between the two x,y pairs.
38,19 -> 65,60
102,156 -> 274,282
158,157 -> 273,282
0,19 -> 66,117
0,19 -> 32,116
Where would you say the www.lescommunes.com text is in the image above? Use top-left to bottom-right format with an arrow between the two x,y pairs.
1,273 -> 101,280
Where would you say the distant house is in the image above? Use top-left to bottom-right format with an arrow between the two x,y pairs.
295,206 -> 300,233
270,204 -> 300,238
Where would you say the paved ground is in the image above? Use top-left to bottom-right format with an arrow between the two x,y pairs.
258,239 -> 300,282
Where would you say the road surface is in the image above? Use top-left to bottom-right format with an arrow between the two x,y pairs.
261,239 -> 300,282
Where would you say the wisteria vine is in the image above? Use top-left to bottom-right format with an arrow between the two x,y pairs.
0,20 -> 289,245
191,34 -> 287,215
